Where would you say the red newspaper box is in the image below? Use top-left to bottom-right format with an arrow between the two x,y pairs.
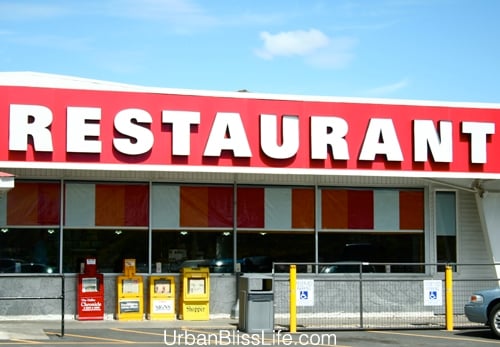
77,257 -> 104,320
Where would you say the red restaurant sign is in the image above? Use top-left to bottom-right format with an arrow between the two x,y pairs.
1,84 -> 500,177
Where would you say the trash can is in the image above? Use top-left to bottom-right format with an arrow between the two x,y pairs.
238,274 -> 274,333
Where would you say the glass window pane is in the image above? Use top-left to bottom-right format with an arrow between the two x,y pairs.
0,228 -> 59,273
152,230 -> 234,273
318,232 -> 424,273
436,191 -> 456,236
63,229 -> 148,273
437,235 -> 456,263
436,191 -> 457,271
238,231 -> 314,272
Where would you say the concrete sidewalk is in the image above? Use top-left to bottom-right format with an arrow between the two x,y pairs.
0,317 -> 239,340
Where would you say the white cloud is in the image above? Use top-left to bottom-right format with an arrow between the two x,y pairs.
255,29 -> 329,59
255,29 -> 357,69
364,79 -> 410,96
0,0 -> 218,34
107,0 -> 219,33
305,37 -> 357,69
0,3 -> 69,19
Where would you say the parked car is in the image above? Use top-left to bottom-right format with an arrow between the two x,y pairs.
176,258 -> 239,273
340,243 -> 378,261
0,258 -> 23,273
209,258 -> 235,273
320,243 -> 380,274
178,259 -> 211,270
0,258 -> 54,273
464,287 -> 500,338
17,262 -> 54,273
241,256 -> 273,273
320,261 -> 376,274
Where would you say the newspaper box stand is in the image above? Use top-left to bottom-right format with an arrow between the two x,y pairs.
179,267 -> 210,320
116,259 -> 144,320
148,276 -> 176,320
77,257 -> 104,320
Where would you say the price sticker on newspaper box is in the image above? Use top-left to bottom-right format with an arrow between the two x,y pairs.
296,279 -> 314,306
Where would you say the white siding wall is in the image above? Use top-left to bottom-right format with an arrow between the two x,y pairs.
457,190 -> 496,278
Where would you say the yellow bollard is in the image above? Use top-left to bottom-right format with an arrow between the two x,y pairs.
290,264 -> 297,333
445,265 -> 454,331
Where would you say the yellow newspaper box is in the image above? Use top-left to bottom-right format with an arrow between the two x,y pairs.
179,267 -> 210,320
116,259 -> 144,320
149,276 -> 176,320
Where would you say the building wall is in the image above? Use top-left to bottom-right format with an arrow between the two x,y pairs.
0,178 -> 497,319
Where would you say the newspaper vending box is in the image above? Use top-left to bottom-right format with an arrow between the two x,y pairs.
179,267 -> 210,320
148,276 -> 176,320
77,257 -> 104,320
116,258 -> 144,320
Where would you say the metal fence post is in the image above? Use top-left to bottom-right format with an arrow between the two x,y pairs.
61,274 -> 65,338
359,263 -> 364,329
445,265 -> 454,331
290,264 -> 297,333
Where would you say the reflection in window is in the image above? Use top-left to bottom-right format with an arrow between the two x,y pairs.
238,231 -> 314,273
1,181 -> 435,274
62,229 -> 148,273
318,233 -> 424,273
0,228 -> 60,273
152,230 -> 233,273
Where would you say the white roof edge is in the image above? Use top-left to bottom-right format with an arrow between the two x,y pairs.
1,161 -> 499,181
1,71 -> 500,109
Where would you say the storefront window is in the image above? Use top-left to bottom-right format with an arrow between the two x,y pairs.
152,230 -> 233,273
0,228 -> 60,273
318,232 -> 424,273
318,187 -> 425,273
1,181 -> 61,273
237,231 -> 314,273
62,229 -> 148,273
436,191 -> 457,270
2,181 -> 433,274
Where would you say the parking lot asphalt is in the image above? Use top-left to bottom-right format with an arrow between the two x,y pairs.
1,319 -> 500,347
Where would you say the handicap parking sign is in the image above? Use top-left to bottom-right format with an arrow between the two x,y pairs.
299,290 -> 308,300
423,280 -> 442,306
429,290 -> 437,300
296,280 -> 314,307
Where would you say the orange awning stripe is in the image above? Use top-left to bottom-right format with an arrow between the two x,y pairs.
7,182 -> 60,225
292,188 -> 315,228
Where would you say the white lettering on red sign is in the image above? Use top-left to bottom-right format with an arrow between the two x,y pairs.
162,110 -> 200,156
3,86 -> 499,175
9,104 -> 53,152
113,108 -> 154,155
260,114 -> 299,159
204,112 -> 251,157
359,118 -> 404,161
462,121 -> 495,164
310,116 -> 349,160
67,106 -> 102,153
11,105 -> 493,163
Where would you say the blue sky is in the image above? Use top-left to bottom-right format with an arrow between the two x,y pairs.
1,0 -> 499,103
